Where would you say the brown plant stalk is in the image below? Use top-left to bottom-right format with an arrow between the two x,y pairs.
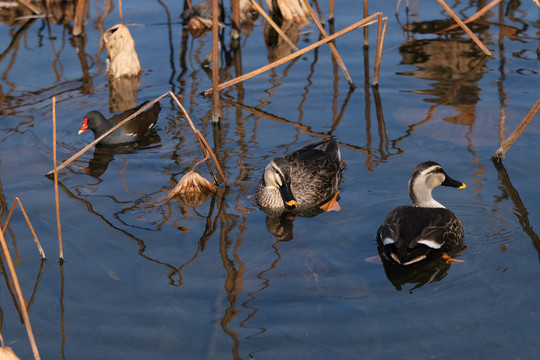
2,197 -> 45,259
212,0 -> 220,123
0,230 -> 41,359
249,0 -> 299,51
372,14 -> 387,87
436,0 -> 501,33
169,92 -> 230,187
493,97 -> 540,159
204,12 -> 381,95
300,0 -> 355,88
52,97 -> 63,260
436,0 -> 492,56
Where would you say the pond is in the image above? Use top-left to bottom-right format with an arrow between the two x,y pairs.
1,0 -> 539,359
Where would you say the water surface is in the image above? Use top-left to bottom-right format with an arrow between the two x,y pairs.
1,0 -> 540,359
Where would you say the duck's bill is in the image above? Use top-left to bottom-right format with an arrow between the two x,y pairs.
279,183 -> 297,209
442,176 -> 466,189
78,118 -> 88,135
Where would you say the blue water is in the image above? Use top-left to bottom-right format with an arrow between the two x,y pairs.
1,0 -> 539,359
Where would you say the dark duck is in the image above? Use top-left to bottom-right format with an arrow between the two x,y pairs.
377,161 -> 466,266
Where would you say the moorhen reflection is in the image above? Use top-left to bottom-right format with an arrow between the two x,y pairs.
255,139 -> 344,218
83,134 -> 161,178
78,101 -> 161,146
377,161 -> 466,266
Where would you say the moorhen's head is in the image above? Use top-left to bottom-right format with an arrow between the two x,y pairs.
78,111 -> 109,135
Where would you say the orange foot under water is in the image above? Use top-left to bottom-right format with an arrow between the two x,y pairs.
443,253 -> 465,264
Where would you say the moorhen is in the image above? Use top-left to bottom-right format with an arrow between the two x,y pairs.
78,101 -> 161,146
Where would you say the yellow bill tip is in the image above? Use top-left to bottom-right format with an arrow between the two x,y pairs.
458,183 -> 466,189
285,200 -> 297,207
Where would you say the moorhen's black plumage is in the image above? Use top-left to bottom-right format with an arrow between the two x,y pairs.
78,101 -> 161,146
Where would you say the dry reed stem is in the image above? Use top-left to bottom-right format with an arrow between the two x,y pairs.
0,231 -> 41,360
2,198 -> 45,260
493,97 -> 540,159
45,92 -> 169,176
329,0 -> 334,21
204,12 -> 381,95
436,0 -> 492,56
169,92 -> 230,187
250,0 -> 299,51
363,0 -> 369,47
436,0 -> 501,33
211,0 -> 220,123
118,0 -> 124,25
300,0 -> 354,88
52,97 -> 63,260
372,15 -> 387,86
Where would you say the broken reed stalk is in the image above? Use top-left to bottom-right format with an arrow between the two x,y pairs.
300,0 -> 355,88
363,0 -> 369,47
45,92 -> 168,176
118,0 -> 124,25
72,0 -> 87,36
204,12 -> 381,95
2,198 -> 45,259
168,92 -> 230,187
493,97 -> 540,159
329,0 -> 334,22
211,0 -> 220,123
249,0 -> 299,51
372,15 -> 387,87
436,0 -> 501,33
0,231 -> 41,360
52,97 -> 63,260
435,0 -> 492,56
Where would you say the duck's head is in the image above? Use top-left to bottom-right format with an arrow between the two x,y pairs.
409,161 -> 466,208
263,159 -> 297,209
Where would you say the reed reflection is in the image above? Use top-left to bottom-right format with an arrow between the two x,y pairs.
398,38 -> 486,126
492,159 -> 540,263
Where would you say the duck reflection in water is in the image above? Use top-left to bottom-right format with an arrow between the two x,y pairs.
378,244 -> 466,292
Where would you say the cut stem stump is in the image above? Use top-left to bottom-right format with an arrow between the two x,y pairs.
493,97 -> 540,159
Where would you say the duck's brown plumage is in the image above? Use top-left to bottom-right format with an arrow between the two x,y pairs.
255,139 -> 343,216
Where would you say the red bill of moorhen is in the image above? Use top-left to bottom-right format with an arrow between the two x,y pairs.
78,101 -> 161,146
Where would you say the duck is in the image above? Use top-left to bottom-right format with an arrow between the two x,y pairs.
255,139 -> 344,216
78,101 -> 161,146
376,161 -> 466,266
